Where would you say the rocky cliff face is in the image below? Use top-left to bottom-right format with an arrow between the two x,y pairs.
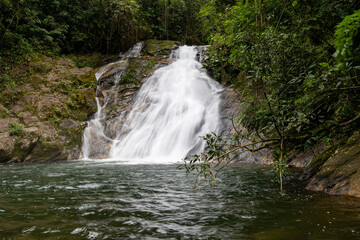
84,40 -> 180,159
0,40 -> 182,163
219,87 -> 273,164
302,131 -> 360,197
0,55 -> 99,163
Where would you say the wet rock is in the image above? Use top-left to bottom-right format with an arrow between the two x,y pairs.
219,87 -> 272,164
0,132 -> 16,162
95,89 -> 104,98
142,39 -> 180,56
98,60 -> 129,88
24,140 -> 67,162
104,116 -> 128,139
195,45 -> 210,62
287,146 -> 326,168
219,87 -> 241,136
67,147 -> 82,160
304,131 -> 360,197
84,133 -> 112,159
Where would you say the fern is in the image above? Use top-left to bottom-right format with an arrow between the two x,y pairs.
334,10 -> 360,62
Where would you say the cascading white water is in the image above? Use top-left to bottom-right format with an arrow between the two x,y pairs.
81,77 -> 109,160
82,44 -> 222,163
119,42 -> 143,60
109,46 -> 222,163
82,43 -> 144,159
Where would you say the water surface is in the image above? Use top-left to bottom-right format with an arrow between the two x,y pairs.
0,162 -> 360,239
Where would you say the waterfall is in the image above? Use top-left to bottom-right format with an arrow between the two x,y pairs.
82,44 -> 222,163
81,42 -> 144,159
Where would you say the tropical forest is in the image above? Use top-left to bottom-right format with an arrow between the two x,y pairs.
0,0 -> 360,239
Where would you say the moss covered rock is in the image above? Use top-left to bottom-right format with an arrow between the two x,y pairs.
98,60 -> 129,88
0,53 -> 104,163
305,131 -> 360,197
142,39 -> 180,56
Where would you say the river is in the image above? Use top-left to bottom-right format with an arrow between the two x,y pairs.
1,161 -> 359,239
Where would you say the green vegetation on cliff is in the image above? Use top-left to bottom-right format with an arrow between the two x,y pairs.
0,53 -> 102,163
181,0 -> 360,192
201,0 -> 360,148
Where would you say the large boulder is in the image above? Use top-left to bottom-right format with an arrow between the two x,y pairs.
142,39 -> 180,56
0,133 -> 16,163
304,131 -> 360,197
98,60 -> 129,88
0,118 -> 20,162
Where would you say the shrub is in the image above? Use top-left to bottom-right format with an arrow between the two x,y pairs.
9,122 -> 23,136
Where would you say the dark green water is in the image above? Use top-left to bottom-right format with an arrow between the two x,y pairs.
0,161 -> 360,239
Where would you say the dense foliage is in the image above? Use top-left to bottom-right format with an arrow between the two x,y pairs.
139,0 -> 206,43
0,0 -> 143,58
0,0 -> 206,64
182,0 -> 360,189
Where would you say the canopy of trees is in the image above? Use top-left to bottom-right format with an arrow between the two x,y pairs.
202,0 -> 360,145
0,0 -> 206,60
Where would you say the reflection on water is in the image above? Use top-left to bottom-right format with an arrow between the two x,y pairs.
0,162 -> 359,239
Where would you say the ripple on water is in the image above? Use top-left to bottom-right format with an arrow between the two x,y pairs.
71,227 -> 87,234
0,163 -> 360,239
77,183 -> 102,189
